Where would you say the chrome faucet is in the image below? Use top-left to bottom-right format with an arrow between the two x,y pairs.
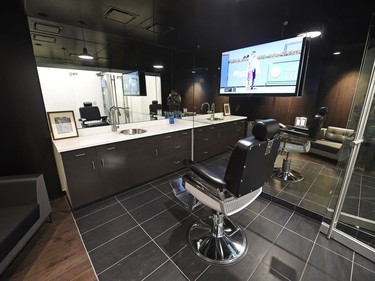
109,106 -> 119,132
109,106 -> 126,132
201,102 -> 211,113
211,103 -> 215,120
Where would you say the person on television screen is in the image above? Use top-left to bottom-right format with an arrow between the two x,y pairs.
247,51 -> 260,90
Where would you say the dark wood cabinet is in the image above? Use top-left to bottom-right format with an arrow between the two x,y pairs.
59,121 -> 244,208
61,147 -> 103,208
194,120 -> 246,162
124,129 -> 191,187
61,142 -> 126,209
96,142 -> 127,195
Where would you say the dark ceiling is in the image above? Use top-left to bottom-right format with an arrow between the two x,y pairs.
24,0 -> 375,70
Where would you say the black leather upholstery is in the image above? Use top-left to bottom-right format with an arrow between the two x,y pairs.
79,104 -> 109,128
225,119 -> 280,197
149,100 -> 162,114
189,119 -> 280,198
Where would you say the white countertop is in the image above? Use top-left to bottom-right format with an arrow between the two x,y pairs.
52,114 -> 247,153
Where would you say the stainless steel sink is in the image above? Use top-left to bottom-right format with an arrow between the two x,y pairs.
207,117 -> 224,121
119,128 -> 147,135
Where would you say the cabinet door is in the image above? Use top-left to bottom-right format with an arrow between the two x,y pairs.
61,148 -> 101,209
96,142 -> 127,195
194,126 -> 219,162
124,137 -> 159,187
219,121 -> 247,149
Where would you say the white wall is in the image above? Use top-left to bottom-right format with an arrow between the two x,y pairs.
37,67 -> 162,127
38,67 -> 104,127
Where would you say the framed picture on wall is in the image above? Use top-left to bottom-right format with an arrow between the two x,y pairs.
47,111 -> 79,140
223,103 -> 231,116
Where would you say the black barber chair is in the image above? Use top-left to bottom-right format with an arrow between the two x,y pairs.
182,119 -> 280,264
79,102 -> 109,128
149,100 -> 162,115
272,107 -> 328,182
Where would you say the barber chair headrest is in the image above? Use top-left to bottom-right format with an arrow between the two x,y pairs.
252,119 -> 280,141
152,100 -> 158,104
318,106 -> 328,116
83,102 -> 93,107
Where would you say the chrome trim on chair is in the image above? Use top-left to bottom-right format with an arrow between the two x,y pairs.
188,214 -> 248,265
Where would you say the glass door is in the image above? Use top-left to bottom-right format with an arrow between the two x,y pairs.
321,14 -> 375,262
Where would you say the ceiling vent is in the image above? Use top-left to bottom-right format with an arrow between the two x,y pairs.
103,7 -> 138,24
33,22 -> 62,34
33,34 -> 56,43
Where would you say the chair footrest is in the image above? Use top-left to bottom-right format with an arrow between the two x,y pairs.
169,178 -> 201,211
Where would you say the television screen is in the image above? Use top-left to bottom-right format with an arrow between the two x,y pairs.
122,70 -> 146,96
219,36 -> 308,96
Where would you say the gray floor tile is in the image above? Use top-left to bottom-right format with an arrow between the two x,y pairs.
90,226 -> 151,274
143,261 -> 188,281
352,263 -> 375,281
247,197 -> 270,214
115,183 -> 154,201
260,202 -> 293,226
98,242 -> 168,280
119,187 -> 164,211
354,252 -> 375,271
76,203 -> 127,234
171,246 -> 210,281
129,194 -> 178,223
277,190 -> 302,205
249,262 -> 289,281
305,244 -> 352,281
73,197 -> 118,219
262,229 -> 313,280
197,251 -> 260,281
82,213 -> 137,252
154,216 -> 196,257
247,215 -> 283,243
141,204 -> 190,238
285,213 -> 320,241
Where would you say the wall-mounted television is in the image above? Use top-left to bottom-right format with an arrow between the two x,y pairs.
122,70 -> 146,96
219,36 -> 309,97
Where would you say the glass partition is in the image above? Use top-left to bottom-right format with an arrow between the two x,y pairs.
322,14 -> 375,262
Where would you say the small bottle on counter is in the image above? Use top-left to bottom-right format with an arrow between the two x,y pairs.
169,112 -> 174,124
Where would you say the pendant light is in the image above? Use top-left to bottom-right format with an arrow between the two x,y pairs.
78,21 -> 93,60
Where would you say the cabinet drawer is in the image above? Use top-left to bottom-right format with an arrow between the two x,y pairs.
61,147 -> 97,162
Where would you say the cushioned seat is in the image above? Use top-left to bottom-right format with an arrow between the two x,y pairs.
0,174 -> 52,275
180,119 -> 280,264
0,204 -> 39,262
309,126 -> 355,160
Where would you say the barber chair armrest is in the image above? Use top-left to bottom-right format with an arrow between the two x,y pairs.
280,128 -> 309,138
191,164 -> 227,191
287,126 -> 309,133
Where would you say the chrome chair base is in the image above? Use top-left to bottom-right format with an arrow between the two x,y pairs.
188,215 -> 247,265
272,168 -> 304,182
272,155 -> 304,182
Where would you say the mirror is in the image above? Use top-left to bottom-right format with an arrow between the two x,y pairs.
26,0 -> 197,128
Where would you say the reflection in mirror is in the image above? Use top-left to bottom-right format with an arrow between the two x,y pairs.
38,66 -> 162,128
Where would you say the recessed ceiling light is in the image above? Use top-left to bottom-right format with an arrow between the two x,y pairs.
333,51 -> 341,55
297,31 -> 322,38
153,64 -> 163,69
